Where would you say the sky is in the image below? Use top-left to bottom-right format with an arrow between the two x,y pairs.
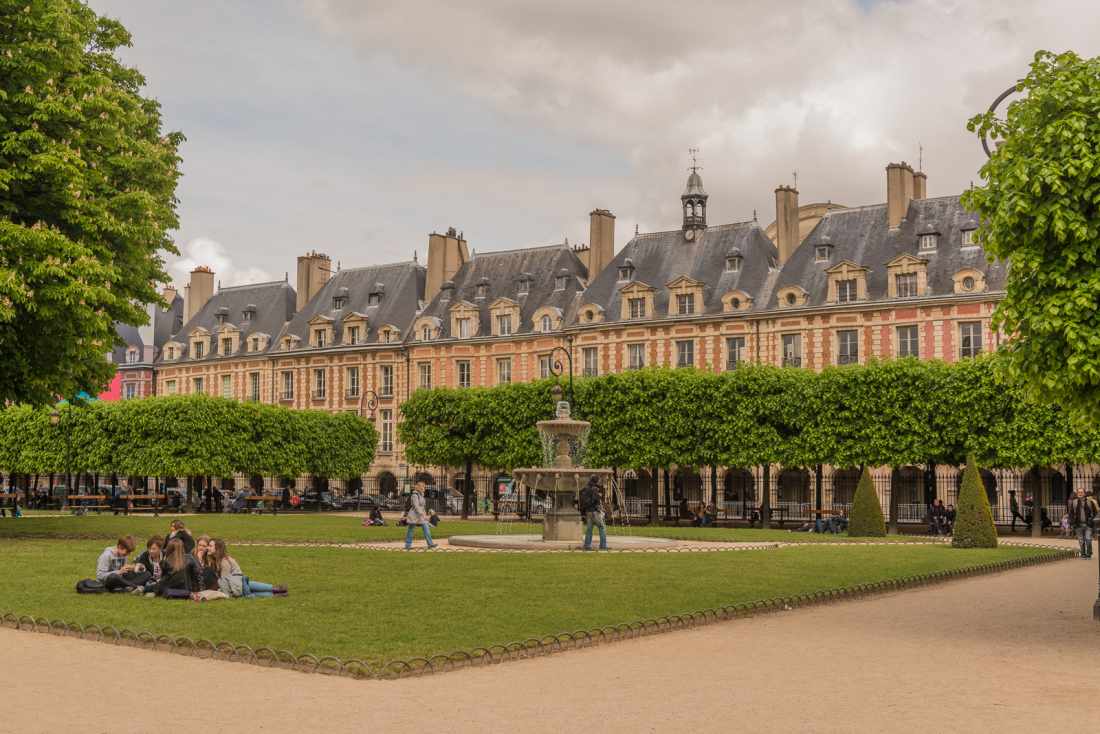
88,0 -> 1100,290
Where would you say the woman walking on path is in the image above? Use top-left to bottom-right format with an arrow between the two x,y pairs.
403,481 -> 437,550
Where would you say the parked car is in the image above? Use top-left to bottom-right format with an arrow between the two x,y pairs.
338,494 -> 379,511
298,491 -> 342,511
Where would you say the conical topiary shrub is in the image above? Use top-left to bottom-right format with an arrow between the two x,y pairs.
847,467 -> 886,537
952,457 -> 998,548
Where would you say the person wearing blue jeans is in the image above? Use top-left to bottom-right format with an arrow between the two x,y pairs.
579,475 -> 608,550
404,481 -> 437,550
1068,489 -> 1098,559
242,578 -> 276,598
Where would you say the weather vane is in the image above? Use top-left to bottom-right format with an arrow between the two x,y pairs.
688,147 -> 701,173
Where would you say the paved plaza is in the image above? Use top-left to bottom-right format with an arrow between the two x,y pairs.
4,538 -> 1097,734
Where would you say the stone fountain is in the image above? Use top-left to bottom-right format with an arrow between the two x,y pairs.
512,385 -> 612,542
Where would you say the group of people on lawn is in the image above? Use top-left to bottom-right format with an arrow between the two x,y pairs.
94,519 -> 286,601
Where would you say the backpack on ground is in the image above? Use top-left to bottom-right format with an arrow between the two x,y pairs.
76,579 -> 106,594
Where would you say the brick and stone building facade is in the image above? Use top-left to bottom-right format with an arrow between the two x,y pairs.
150,160 -> 1007,502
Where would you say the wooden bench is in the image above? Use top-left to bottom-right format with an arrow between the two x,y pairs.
246,495 -> 285,514
66,495 -> 110,515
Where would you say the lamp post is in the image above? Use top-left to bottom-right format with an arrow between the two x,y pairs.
357,388 -> 380,420
548,334 -> 577,410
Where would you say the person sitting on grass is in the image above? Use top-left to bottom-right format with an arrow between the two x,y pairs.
134,535 -> 167,593
193,534 -> 212,566
166,519 -> 195,554
210,538 -> 287,597
157,538 -> 203,599
96,535 -> 136,582
367,506 -> 384,526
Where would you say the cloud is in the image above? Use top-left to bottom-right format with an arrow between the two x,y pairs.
304,0 -> 1100,231
168,237 -> 274,289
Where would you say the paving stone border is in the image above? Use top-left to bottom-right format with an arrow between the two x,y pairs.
0,545 -> 1074,680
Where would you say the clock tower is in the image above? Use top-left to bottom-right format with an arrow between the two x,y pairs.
681,149 -> 707,239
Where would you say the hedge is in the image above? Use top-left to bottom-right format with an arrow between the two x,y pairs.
0,395 -> 376,480
848,467 -> 886,537
399,356 -> 1100,472
952,457 -> 999,548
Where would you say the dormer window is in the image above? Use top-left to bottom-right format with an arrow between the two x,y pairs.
248,337 -> 259,352
457,318 -> 471,338
517,276 -> 531,296
421,326 -> 432,341
617,261 -> 635,282
496,314 -> 512,336
367,292 -> 381,306
836,279 -> 857,304
221,337 -> 233,355
555,275 -> 567,290
314,329 -> 327,348
193,342 -> 205,359
725,255 -> 742,273
346,325 -> 361,345
676,293 -> 695,315
919,233 -> 938,252
961,229 -> 976,247
215,313 -> 227,325
815,246 -> 831,263
333,295 -> 346,310
540,315 -> 552,332
242,306 -> 256,322
476,280 -> 489,299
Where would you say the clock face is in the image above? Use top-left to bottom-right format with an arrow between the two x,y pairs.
684,229 -> 695,241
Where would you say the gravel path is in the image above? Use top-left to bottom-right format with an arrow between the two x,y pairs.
4,543 -> 1098,733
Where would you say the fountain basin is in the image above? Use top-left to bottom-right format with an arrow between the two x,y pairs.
512,467 -> 613,541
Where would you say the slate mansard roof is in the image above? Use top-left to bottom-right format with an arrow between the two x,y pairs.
112,294 -> 184,365
159,280 -> 296,362
420,244 -> 588,337
773,194 -> 1004,307
581,221 -> 779,322
274,261 -> 425,351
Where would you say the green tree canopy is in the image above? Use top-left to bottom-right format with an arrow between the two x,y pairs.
962,50 -> 1100,423
0,0 -> 183,405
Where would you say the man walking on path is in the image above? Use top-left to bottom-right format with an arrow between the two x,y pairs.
1067,488 -> 1098,559
403,480 -> 437,550
579,475 -> 608,551
1009,490 -> 1026,532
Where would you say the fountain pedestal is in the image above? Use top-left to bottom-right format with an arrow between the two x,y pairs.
512,389 -> 611,543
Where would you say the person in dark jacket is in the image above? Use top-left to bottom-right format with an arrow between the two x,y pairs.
1067,488 -> 1099,559
133,535 -> 168,594
1008,490 -> 1026,532
928,499 -> 949,536
165,520 -> 195,554
157,538 -> 202,599
579,475 -> 607,551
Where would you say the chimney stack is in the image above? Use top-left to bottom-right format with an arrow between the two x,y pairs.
161,284 -> 178,305
774,185 -> 800,265
587,209 -> 615,278
886,162 -> 915,229
185,266 -> 215,322
913,170 -> 927,200
295,251 -> 332,311
425,227 -> 470,302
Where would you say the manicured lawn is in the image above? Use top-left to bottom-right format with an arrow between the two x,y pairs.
0,514 -> 935,544
0,538 -> 1050,664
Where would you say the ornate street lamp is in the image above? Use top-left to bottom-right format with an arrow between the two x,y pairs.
548,334 -> 577,410
357,388 -> 380,420
978,82 -> 1022,158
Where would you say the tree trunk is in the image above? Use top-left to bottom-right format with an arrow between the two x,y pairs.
461,460 -> 472,519
888,467 -> 899,535
760,464 -> 772,528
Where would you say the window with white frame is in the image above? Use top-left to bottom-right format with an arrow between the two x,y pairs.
281,371 -> 294,400
617,265 -> 633,281
379,409 -> 394,453
628,297 -> 646,319
457,318 -> 471,338
675,340 -> 694,368
815,246 -> 831,263
919,233 -> 938,251
313,368 -> 326,398
496,314 -> 512,336
192,376 -> 204,393
959,322 -> 982,358
961,229 -> 975,246
539,355 -> 552,379
346,325 -> 361,345
895,272 -> 918,298
496,358 -> 512,384
726,336 -> 745,370
725,256 -> 741,273
897,325 -> 919,358
368,292 -> 382,306
221,337 -> 233,355
540,315 -> 552,333
836,279 -> 857,304
126,349 -> 139,364
313,329 -> 327,348
379,364 -> 394,396
628,343 -> 645,370
166,379 -> 177,395
555,275 -> 568,290
418,362 -> 432,390
782,334 -> 802,367
421,326 -> 432,341
676,293 -> 695,315
518,277 -> 530,296
582,347 -> 598,377
457,360 -> 471,388
221,374 -> 232,398
346,366 -> 360,397
837,330 -> 858,365
248,372 -> 260,401
124,383 -> 137,400
193,342 -> 205,359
